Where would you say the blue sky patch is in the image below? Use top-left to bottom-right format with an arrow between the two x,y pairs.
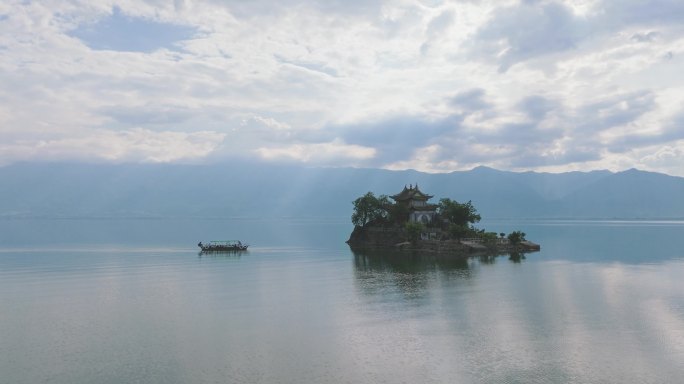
69,7 -> 196,53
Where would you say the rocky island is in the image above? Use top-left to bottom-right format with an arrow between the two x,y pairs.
346,184 -> 540,257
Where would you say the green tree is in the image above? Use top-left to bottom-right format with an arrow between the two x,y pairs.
388,202 -> 409,225
437,198 -> 481,227
405,221 -> 424,243
507,231 -> 526,245
351,192 -> 390,227
480,231 -> 499,245
448,223 -> 471,239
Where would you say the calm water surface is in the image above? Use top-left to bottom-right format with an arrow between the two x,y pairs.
1,219 -> 684,383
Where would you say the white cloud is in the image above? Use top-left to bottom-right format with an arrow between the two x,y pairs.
384,144 -> 451,173
244,115 -> 292,131
255,139 -> 376,164
637,142 -> 684,176
0,0 -> 683,176
0,128 -> 226,165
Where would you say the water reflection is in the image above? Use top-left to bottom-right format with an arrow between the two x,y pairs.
197,250 -> 245,259
508,251 -> 526,263
352,248 -> 531,274
3,219 -> 683,383
485,219 -> 684,264
350,248 -> 535,304
348,245 -> 684,383
352,249 -> 471,274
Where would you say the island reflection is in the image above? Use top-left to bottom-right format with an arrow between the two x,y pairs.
351,248 -> 528,302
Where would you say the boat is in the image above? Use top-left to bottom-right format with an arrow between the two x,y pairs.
198,240 -> 249,252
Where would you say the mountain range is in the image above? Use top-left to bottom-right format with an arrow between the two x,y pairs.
1,162 -> 683,219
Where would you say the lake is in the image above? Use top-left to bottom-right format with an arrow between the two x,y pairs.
1,218 -> 684,383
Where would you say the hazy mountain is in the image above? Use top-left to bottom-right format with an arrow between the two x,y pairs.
1,162 -> 683,219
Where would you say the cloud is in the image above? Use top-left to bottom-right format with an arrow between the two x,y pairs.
631,31 -> 659,43
1,0 -> 684,176
579,90 -> 655,128
598,0 -> 684,27
0,128 -> 225,165
518,95 -> 559,120
202,0 -> 384,19
101,105 -> 195,126
254,139 -> 376,165
337,115 -> 463,165
421,8 -> 455,55
346,87 -> 664,171
275,55 -> 339,78
449,88 -> 492,113
606,111 -> 684,152
473,1 -> 586,72
639,142 -> 684,176
470,0 -> 684,72
251,83 -> 670,172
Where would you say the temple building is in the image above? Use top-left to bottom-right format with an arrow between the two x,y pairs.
391,184 -> 438,224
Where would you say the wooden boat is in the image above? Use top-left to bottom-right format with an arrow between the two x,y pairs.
198,240 -> 248,252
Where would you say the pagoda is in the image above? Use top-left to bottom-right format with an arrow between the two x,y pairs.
391,184 -> 438,224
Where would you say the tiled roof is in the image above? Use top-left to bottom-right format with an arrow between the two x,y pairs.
391,184 -> 434,201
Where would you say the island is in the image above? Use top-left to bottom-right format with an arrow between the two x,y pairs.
346,184 -> 540,257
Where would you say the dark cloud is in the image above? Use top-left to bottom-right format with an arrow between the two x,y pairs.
433,131 -> 601,169
336,115 -> 463,164
426,9 -> 455,37
471,0 -> 684,71
332,91 -> 567,168
308,86 -> 671,170
100,105 -> 194,126
493,121 -> 564,146
607,112 -> 684,152
518,95 -> 559,120
599,0 -> 684,28
434,119 -> 567,169
449,88 -> 492,112
429,137 -> 496,165
506,146 -> 602,168
473,1 -> 585,72
576,90 -> 656,133
631,31 -> 659,43
421,9 -> 455,55
389,89 -> 658,169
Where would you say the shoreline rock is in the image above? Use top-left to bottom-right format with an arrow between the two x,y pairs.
347,225 -> 540,257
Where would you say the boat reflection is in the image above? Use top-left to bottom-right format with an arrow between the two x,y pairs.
197,250 -> 247,259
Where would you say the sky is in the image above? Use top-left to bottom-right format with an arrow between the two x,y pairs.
1,0 -> 683,176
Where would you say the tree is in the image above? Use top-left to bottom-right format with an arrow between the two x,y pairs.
405,221 -> 424,243
388,202 -> 409,225
448,223 -> 470,239
351,192 -> 389,227
437,198 -> 481,227
480,231 -> 499,245
507,231 -> 526,245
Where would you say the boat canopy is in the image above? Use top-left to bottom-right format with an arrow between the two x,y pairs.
208,240 -> 243,245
